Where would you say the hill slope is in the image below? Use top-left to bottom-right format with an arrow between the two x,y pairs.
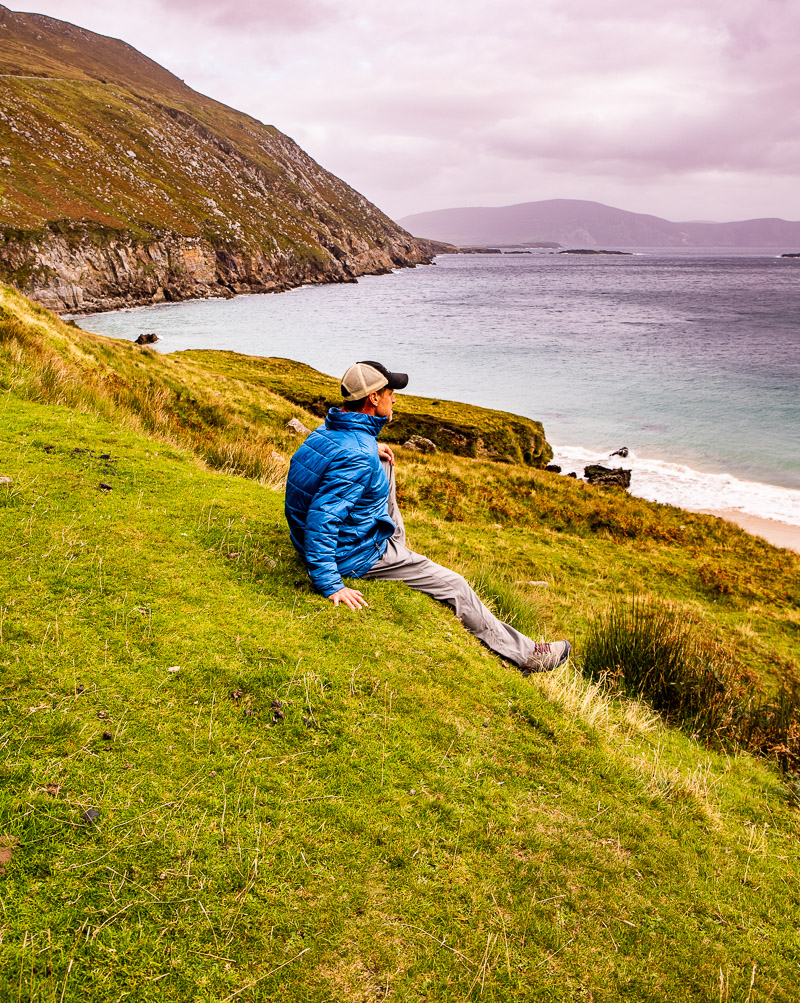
398,199 -> 800,249
0,4 -> 428,312
1,286 -> 800,998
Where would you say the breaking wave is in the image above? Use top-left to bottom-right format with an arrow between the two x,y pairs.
550,445 -> 800,527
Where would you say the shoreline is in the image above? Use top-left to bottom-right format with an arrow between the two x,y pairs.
549,446 -> 800,547
74,306 -> 800,547
705,510 -> 800,554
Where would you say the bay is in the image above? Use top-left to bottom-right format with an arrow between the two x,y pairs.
76,249 -> 800,525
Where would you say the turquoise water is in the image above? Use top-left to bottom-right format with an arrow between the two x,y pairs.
76,250 -> 800,521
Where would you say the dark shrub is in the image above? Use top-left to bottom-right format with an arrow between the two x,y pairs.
583,598 -> 800,776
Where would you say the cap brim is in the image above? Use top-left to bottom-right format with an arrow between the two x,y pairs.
387,372 -> 408,391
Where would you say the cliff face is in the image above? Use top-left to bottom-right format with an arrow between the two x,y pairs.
0,224 -> 424,314
0,5 -> 429,312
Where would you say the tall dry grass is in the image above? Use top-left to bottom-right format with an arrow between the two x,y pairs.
0,312 -> 287,489
583,598 -> 800,774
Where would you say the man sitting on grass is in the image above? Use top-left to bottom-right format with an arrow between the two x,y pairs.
285,361 -> 571,673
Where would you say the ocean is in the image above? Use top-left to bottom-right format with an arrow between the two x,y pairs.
75,249 -> 800,527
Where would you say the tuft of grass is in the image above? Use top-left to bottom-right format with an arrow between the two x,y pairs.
582,598 -> 735,735
735,682 -> 800,775
197,436 -> 287,487
583,598 -> 800,775
467,565 -> 547,640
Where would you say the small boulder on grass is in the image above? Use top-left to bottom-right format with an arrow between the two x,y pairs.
0,837 -> 18,874
286,417 -> 312,437
403,435 -> 437,453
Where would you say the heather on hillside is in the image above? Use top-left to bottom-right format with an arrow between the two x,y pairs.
0,6 -> 427,312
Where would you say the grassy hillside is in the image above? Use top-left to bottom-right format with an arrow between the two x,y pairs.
175,350 -> 553,467
0,6 -> 426,310
1,286 -> 799,1000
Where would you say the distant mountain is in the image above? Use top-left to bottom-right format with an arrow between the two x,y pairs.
398,200 -> 800,249
0,5 -> 427,312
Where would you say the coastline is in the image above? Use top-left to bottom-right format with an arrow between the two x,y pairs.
74,277 -> 800,548
704,510 -> 800,554
549,445 -> 800,551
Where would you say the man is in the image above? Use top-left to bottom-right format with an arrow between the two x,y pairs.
285,361 -> 571,672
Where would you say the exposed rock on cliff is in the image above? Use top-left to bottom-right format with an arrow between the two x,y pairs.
0,5 -> 429,312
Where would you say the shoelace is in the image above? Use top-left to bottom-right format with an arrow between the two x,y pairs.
530,642 -> 552,654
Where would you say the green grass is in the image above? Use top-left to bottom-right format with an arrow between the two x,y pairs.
1,287 -> 800,1000
178,350 -> 552,467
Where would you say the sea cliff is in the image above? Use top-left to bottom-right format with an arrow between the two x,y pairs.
0,222 -> 426,314
0,5 -> 429,312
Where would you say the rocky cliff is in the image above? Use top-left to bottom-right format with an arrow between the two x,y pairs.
0,5 -> 429,312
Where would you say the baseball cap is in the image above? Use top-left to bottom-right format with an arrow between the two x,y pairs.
340,360 -> 409,401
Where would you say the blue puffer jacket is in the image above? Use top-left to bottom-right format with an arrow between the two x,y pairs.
284,408 -> 395,596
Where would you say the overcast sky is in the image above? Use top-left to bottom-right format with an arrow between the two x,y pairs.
19,0 -> 800,222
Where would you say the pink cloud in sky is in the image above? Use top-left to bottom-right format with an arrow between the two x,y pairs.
13,0 -> 800,221
152,0 -> 340,31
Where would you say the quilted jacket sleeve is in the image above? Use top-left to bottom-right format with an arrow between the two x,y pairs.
303,452 -> 372,596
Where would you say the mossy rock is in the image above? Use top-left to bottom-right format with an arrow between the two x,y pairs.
178,350 -> 553,468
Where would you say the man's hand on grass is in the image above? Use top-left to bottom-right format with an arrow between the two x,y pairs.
377,442 -> 395,466
328,587 -> 369,610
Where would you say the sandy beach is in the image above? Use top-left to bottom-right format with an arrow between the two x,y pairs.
706,510 -> 800,554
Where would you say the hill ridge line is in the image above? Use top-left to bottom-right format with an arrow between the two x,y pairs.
399,198 -> 800,249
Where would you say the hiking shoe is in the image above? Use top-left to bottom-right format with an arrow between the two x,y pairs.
522,640 -> 571,674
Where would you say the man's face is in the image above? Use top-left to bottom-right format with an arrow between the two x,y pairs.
374,386 -> 396,420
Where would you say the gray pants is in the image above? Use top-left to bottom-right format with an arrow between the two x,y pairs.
362,461 -> 538,667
